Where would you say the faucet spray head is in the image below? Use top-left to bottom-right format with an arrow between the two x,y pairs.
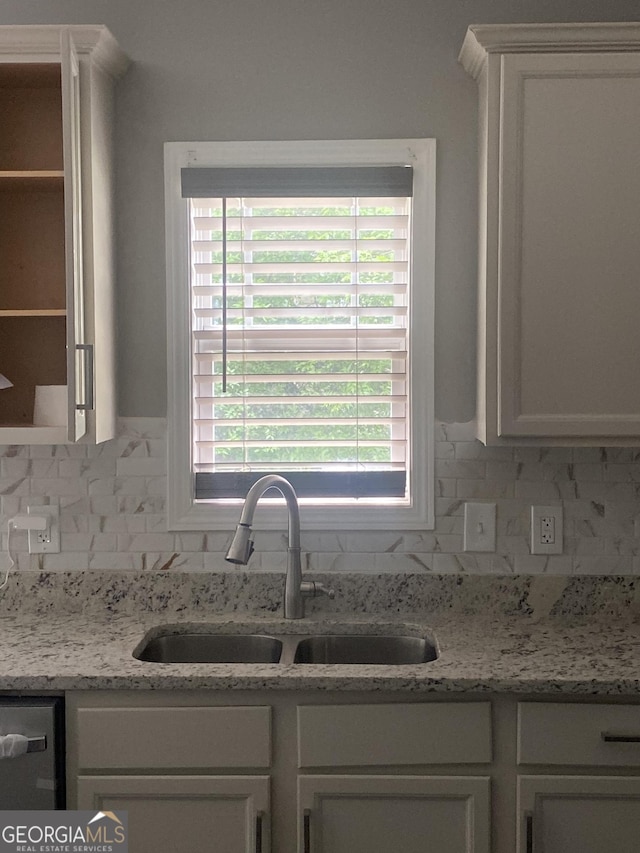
225,523 -> 255,565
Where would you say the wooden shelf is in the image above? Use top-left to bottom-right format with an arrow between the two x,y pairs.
0,170 -> 64,177
0,170 -> 64,191
0,425 -> 67,444
0,309 -> 67,317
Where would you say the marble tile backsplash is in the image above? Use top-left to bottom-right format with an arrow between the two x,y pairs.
1,418 -> 640,575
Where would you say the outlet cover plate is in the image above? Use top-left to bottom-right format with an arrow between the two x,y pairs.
463,502 -> 496,552
28,505 -> 60,554
531,505 -> 563,555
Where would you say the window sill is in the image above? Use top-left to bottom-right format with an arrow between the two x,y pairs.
167,494 -> 434,532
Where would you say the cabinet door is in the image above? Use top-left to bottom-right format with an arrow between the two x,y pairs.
497,52 -> 640,439
299,775 -> 490,853
77,775 -> 269,853
61,28 -> 88,442
518,775 -> 640,853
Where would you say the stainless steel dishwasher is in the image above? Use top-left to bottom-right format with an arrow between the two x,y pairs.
0,697 -> 65,809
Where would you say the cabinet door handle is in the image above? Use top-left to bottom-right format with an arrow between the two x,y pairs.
525,811 -> 534,853
303,809 -> 311,853
255,811 -> 263,853
75,344 -> 94,411
601,732 -> 640,743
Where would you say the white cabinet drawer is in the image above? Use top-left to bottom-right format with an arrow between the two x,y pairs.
76,706 -> 271,769
297,702 -> 492,768
519,703 -> 640,766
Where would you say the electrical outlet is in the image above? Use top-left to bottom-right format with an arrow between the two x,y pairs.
28,505 -> 60,554
540,516 -> 555,544
531,505 -> 563,555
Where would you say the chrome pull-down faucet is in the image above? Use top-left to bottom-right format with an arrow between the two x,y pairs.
225,474 -> 334,619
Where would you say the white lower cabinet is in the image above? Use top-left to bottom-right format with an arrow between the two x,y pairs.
68,694 -> 640,853
77,775 -> 269,853
299,775 -> 490,853
70,700 -> 273,853
68,695 -> 492,853
518,776 -> 640,853
517,702 -> 640,853
296,702 -> 492,853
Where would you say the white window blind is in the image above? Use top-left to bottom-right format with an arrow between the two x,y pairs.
182,166 -> 413,500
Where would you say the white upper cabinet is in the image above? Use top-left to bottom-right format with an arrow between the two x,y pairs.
460,24 -> 640,445
0,25 -> 128,444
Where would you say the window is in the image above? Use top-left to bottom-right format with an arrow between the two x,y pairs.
165,140 -> 435,530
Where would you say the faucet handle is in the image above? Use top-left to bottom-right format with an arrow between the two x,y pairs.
300,580 -> 335,602
319,583 -> 335,600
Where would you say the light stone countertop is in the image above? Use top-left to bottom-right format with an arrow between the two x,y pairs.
0,610 -> 637,694
0,571 -> 637,694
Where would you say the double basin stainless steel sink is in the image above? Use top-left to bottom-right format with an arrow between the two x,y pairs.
134,630 -> 438,666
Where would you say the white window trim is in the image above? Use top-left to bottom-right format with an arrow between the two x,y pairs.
165,139 -> 435,531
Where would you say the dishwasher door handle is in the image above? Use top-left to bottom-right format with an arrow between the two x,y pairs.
26,736 -> 47,753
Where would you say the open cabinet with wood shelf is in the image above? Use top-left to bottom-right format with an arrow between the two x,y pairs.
0,26 -> 128,445
0,61 -> 67,440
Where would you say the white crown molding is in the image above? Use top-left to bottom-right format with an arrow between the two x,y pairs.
458,28 -> 487,79
459,22 -> 640,77
0,25 -> 129,78
69,26 -> 129,78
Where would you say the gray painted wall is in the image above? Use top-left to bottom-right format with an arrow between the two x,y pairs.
1,0 -> 637,420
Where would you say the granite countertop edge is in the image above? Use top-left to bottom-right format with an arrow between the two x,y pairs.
0,611 -> 638,695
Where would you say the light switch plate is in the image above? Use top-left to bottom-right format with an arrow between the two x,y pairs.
463,502 -> 496,552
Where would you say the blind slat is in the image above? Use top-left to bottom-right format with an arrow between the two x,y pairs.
193,214 -> 408,231
194,373 -> 404,385
197,439 -> 405,449
194,412 -> 404,427
192,238 -> 407,253
194,332 -> 407,354
193,284 -> 407,298
193,261 -> 408,275
194,331 -> 406,349
194,350 -> 407,362
194,326 -> 405,338
195,394 -> 407,405
194,306 -> 407,320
